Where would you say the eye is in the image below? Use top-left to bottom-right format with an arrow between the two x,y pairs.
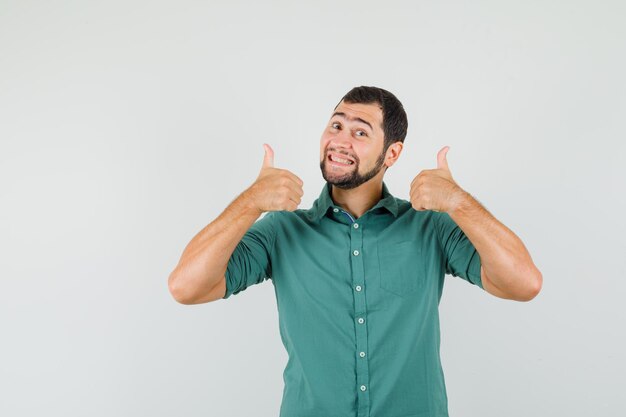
356,130 -> 367,137
331,122 -> 340,129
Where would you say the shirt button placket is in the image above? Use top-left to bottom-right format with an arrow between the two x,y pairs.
347,216 -> 370,417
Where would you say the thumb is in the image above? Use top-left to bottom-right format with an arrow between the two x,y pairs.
437,146 -> 450,171
262,143 -> 274,169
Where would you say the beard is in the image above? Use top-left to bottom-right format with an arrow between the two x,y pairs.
319,149 -> 386,190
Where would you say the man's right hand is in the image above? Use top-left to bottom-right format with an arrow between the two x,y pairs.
246,143 -> 304,213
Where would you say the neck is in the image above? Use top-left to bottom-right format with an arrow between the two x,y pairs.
330,179 -> 384,220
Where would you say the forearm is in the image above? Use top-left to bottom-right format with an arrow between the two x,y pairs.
168,188 -> 263,303
448,190 -> 542,299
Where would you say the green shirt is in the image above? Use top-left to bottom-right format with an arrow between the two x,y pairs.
224,180 -> 484,417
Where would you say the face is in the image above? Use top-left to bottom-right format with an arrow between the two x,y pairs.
319,100 -> 397,189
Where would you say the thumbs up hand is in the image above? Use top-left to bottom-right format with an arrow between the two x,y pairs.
409,146 -> 467,213
246,143 -> 304,213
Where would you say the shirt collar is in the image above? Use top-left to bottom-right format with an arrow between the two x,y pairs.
309,180 -> 399,223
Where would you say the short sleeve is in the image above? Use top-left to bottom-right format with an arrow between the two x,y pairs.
223,211 -> 277,299
434,212 -> 484,289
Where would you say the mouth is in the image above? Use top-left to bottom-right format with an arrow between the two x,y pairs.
327,153 -> 355,167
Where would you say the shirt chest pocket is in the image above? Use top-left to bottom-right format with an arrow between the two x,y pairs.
377,240 -> 425,296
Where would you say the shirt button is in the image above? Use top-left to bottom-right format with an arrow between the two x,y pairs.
353,250 -> 359,256
353,223 -> 359,229
355,285 -> 362,291
359,351 -> 366,358
357,317 -> 364,324
360,385 -> 367,391
333,208 -> 339,212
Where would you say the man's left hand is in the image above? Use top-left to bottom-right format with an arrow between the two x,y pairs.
409,146 -> 467,213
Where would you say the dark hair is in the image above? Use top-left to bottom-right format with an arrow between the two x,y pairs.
334,86 -> 408,154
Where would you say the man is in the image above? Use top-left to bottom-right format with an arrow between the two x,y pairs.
168,86 -> 543,417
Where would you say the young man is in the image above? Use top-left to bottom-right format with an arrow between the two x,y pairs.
168,86 -> 542,417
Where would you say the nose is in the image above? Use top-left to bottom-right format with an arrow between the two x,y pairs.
331,128 -> 354,149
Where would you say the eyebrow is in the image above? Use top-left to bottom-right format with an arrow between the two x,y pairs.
331,112 -> 373,132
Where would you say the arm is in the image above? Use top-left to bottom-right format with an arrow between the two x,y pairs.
168,189 -> 263,304
168,143 -> 304,305
448,191 -> 543,302
410,146 -> 542,302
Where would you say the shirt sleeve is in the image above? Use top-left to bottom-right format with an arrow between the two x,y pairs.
223,211 -> 277,299
434,211 -> 484,289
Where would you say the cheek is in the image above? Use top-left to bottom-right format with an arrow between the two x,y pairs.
320,137 -> 331,154
351,144 -> 366,162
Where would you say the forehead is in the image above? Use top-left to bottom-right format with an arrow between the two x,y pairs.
332,101 -> 383,132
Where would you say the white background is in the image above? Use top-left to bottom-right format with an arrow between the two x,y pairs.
1,1 -> 625,416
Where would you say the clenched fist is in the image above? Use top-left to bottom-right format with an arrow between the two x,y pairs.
409,146 -> 467,213
246,143 -> 304,213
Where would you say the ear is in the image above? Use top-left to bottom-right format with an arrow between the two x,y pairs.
384,141 -> 403,168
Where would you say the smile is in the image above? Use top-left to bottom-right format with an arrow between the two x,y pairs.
328,154 -> 355,166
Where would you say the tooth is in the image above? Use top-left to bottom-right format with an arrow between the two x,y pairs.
332,155 -> 352,164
